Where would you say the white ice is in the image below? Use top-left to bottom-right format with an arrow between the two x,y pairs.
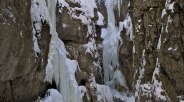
40,89 -> 63,102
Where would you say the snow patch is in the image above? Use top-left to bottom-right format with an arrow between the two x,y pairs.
58,0 -> 69,8
62,23 -> 69,28
168,47 -> 173,51
30,0 -> 50,56
165,15 -> 172,33
40,89 -> 63,102
120,14 -> 133,41
96,84 -> 114,102
161,9 -> 167,18
135,57 -> 170,101
83,38 -> 97,56
135,50 -> 146,100
96,11 -> 104,26
78,86 -> 87,99
157,34 -> 162,49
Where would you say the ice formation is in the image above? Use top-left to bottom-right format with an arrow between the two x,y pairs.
101,0 -> 134,101
96,84 -> 114,102
31,0 -> 82,102
102,0 -> 123,85
102,0 -> 134,91
45,0 -> 82,101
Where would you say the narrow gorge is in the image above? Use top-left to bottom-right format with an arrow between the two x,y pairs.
0,0 -> 184,102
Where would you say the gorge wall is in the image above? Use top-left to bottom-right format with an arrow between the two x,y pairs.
0,0 -> 184,102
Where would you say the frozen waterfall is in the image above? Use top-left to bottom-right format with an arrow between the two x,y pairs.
40,0 -> 82,102
101,0 -> 135,101
102,0 -> 127,89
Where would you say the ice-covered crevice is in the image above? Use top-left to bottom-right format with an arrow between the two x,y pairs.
135,49 -> 146,101
134,49 -> 151,101
152,58 -> 170,101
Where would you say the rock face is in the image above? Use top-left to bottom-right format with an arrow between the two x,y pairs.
0,0 -> 184,102
133,0 -> 184,101
0,0 -> 50,101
